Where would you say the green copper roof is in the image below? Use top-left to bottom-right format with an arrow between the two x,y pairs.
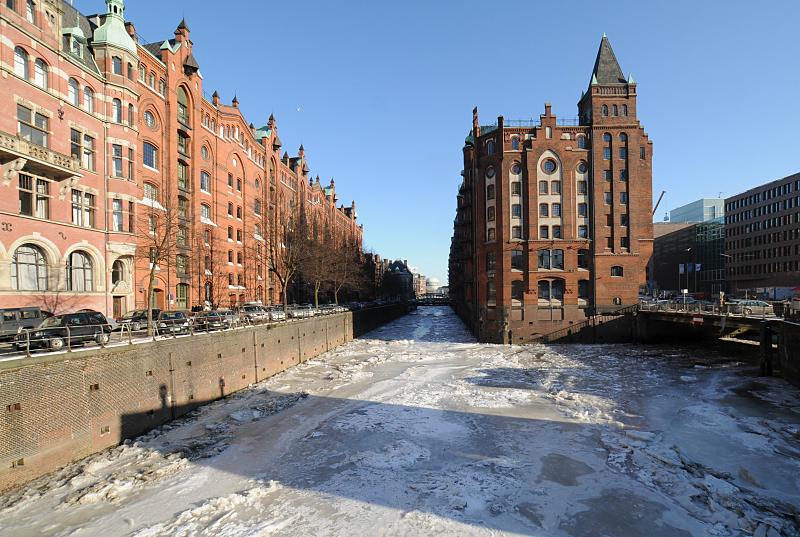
92,0 -> 136,55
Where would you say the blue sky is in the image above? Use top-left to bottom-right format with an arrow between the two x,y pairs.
81,0 -> 800,284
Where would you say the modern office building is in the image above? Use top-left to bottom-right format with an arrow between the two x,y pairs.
449,36 -> 654,342
669,198 -> 724,223
724,172 -> 800,293
651,220 -> 725,297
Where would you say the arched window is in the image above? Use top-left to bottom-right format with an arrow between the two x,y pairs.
14,47 -> 29,79
148,72 -> 155,88
111,259 -> 125,284
177,87 -> 189,124
603,133 -> 612,143
112,99 -> 122,122
269,160 -> 276,182
176,283 -> 188,309
486,140 -> 495,156
143,142 -> 158,169
486,184 -> 495,200
143,182 -> 159,201
622,104 -> 628,116
511,137 -> 519,150
619,133 -> 628,143
127,62 -> 133,80
34,58 -> 47,88
111,56 -> 122,75
67,251 -> 93,291
127,103 -> 134,124
612,104 -> 618,116
611,265 -> 624,277
67,78 -> 80,106
577,135 -> 587,149
200,171 -> 211,192
159,79 -> 166,95
601,105 -> 608,117
83,87 -> 94,112
255,179 -> 260,191
12,244 -> 47,291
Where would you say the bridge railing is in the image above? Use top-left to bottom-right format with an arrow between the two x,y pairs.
536,303 -> 639,343
638,301 -> 778,319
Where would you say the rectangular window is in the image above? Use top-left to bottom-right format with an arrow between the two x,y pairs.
487,227 -> 496,241
512,225 -> 522,239
487,206 -> 495,222
621,236 -> 630,249
620,192 -> 629,204
511,181 -> 521,196
551,181 -> 561,194
512,204 -> 522,219
552,249 -> 564,269
144,183 -> 158,201
604,192 -> 612,204
606,214 -> 613,227
621,214 -> 629,227
578,280 -> 590,300
236,178 -> 242,192
578,249 -> 589,269
177,133 -> 189,156
619,147 -> 628,160
539,203 -> 549,217
201,171 -> 210,192
511,250 -> 524,270
540,225 -> 549,239
112,144 -> 123,177
538,249 -> 551,269
577,181 -> 587,195
112,56 -> 122,75
227,202 -> 233,217
236,229 -> 243,242
607,236 -> 614,248
201,204 -> 210,219
228,173 -> 233,188
178,197 -> 188,220
539,181 -> 548,194
176,255 -> 187,275
128,148 -> 134,180
578,203 -> 588,217
18,174 -> 49,218
71,190 -> 94,227
578,225 -> 589,239
112,198 -> 123,231
17,105 -> 48,147
603,147 -> 611,160
620,169 -> 628,181
552,225 -> 562,239
640,146 -> 646,160
177,227 -> 188,248
487,280 -> 496,301
177,161 -> 188,190
552,203 -> 561,217
486,252 -> 496,272
604,170 -> 612,181
143,142 -> 158,170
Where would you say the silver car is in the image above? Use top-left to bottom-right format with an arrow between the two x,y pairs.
735,300 -> 774,316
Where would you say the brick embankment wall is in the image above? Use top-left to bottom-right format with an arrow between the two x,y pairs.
0,305 -> 407,493
778,321 -> 800,387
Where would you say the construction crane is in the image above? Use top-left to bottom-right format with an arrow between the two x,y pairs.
652,190 -> 666,216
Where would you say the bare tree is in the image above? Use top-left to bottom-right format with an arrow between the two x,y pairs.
268,198 -> 313,313
136,197 -> 179,334
328,240 -> 363,305
299,219 -> 335,307
30,268 -> 82,315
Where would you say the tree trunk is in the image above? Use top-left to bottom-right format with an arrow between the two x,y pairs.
146,266 -> 157,336
314,282 -> 320,308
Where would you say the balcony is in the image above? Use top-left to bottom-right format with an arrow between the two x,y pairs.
0,129 -> 80,185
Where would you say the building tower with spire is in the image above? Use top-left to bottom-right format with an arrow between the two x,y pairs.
450,35 -> 653,343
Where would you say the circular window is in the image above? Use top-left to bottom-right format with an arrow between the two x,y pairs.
577,162 -> 588,173
485,167 -> 495,179
511,163 -> 521,175
201,146 -> 209,160
542,159 -> 557,174
144,111 -> 155,129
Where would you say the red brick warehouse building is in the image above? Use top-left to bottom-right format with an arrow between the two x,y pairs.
0,0 -> 362,317
449,36 -> 654,343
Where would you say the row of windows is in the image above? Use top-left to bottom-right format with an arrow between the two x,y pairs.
601,104 -> 629,117
725,198 -> 800,224
726,179 -> 800,212
6,0 -> 37,25
488,224 -> 590,241
139,65 -> 167,96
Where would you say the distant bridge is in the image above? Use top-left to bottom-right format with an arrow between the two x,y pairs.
418,293 -> 449,306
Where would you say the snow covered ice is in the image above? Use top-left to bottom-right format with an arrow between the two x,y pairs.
1,306 -> 799,536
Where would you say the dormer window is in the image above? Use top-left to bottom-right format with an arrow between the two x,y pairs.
70,38 -> 82,58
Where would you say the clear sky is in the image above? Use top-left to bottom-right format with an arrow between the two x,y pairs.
79,0 -> 800,284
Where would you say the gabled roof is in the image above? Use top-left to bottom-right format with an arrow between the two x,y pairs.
590,35 -> 626,85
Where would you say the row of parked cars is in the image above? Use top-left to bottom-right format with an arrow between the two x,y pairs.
1,301 -> 367,353
639,297 -> 776,316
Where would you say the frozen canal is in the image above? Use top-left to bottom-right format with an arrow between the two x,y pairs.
1,307 -> 799,536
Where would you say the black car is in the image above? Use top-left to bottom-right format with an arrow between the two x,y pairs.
14,311 -> 112,351
117,309 -> 161,332
192,310 -> 227,331
155,311 -> 191,335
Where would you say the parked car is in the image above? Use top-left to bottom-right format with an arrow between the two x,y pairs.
735,300 -> 774,316
268,306 -> 287,322
216,309 -> 239,328
237,304 -> 269,324
14,311 -> 112,351
192,310 -> 227,331
0,307 -> 50,341
156,311 -> 191,335
77,309 -> 119,331
117,309 -> 161,332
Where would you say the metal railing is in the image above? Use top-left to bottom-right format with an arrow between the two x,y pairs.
637,301 -> 778,319
536,303 -> 639,343
0,305 -> 361,360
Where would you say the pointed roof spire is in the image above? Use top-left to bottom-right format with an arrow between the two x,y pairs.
177,18 -> 190,31
627,73 -> 635,84
590,35 -> 626,85
232,95 -> 239,107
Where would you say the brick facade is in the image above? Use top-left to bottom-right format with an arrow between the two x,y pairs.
449,36 -> 653,342
0,0 -> 362,318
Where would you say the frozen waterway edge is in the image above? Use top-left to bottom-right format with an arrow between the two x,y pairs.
0,306 -> 799,536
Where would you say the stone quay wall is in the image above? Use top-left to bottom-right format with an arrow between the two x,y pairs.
0,305 -> 407,492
